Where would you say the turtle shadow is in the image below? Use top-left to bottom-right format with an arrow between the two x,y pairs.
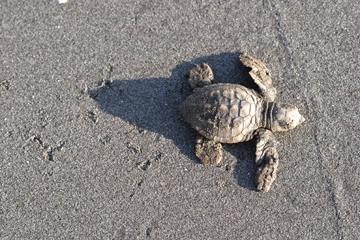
224,140 -> 258,191
89,52 -> 260,191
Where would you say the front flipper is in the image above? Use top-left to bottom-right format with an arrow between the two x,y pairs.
255,129 -> 279,192
195,135 -> 223,165
239,53 -> 277,102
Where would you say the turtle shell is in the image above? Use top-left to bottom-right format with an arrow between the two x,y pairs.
180,83 -> 263,143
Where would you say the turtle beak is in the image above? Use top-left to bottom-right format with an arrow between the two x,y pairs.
300,116 -> 305,124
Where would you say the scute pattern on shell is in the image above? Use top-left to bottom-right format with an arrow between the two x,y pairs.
180,83 -> 262,143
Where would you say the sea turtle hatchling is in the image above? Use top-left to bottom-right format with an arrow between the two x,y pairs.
180,53 -> 305,192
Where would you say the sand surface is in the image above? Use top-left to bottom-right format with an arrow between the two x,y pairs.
1,0 -> 359,239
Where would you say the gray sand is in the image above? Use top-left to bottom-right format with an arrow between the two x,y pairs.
1,1 -> 359,239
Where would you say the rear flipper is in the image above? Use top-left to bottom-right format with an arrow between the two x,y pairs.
255,129 -> 279,192
195,135 -> 223,165
188,63 -> 214,89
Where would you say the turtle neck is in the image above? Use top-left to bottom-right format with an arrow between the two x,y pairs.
261,101 -> 274,130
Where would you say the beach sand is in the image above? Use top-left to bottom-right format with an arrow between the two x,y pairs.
1,1 -> 359,238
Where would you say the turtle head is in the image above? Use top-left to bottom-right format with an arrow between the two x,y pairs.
271,103 -> 305,132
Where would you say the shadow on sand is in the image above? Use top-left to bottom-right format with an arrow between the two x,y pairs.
90,52 -> 259,191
